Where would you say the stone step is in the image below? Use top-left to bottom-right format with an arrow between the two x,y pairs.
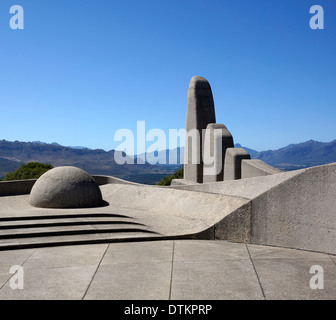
0,232 -> 164,251
0,224 -> 157,240
0,211 -> 161,250
0,219 -> 143,229
0,212 -> 131,222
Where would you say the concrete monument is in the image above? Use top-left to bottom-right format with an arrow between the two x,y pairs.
203,123 -> 234,183
29,166 -> 103,208
184,76 -> 216,183
224,148 -> 251,180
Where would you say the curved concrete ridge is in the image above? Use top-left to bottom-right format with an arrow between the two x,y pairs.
100,184 -> 250,239
171,163 -> 336,255
170,169 -> 300,199
241,159 -> 282,179
91,175 -> 143,186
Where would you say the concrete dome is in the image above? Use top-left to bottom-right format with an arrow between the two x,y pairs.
29,166 -> 103,208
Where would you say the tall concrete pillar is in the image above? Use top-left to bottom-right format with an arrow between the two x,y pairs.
203,123 -> 234,183
224,148 -> 251,180
184,76 -> 216,183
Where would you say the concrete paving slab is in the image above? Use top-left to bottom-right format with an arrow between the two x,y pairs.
0,249 -> 35,288
23,244 -> 108,269
0,273 -> 12,289
247,244 -> 331,260
0,249 -> 35,270
0,264 -> 98,300
84,261 -> 172,300
101,241 -> 173,265
173,240 -> 250,262
330,255 -> 336,265
0,240 -> 334,300
252,258 -> 336,300
170,259 -> 264,300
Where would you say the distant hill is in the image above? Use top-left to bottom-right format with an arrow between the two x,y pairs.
253,139 -> 336,171
0,157 -> 23,179
137,140 -> 336,171
1,139 -> 336,182
33,141 -> 92,150
136,147 -> 184,165
234,144 -> 259,157
0,140 -> 180,184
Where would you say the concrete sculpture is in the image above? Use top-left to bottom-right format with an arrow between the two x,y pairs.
223,148 -> 251,180
0,76 -> 335,300
29,166 -> 103,208
203,123 -> 234,183
184,76 -> 216,183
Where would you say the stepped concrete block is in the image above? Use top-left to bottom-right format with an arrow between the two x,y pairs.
184,76 -> 216,183
241,159 -> 282,179
224,148 -> 251,180
203,123 -> 234,183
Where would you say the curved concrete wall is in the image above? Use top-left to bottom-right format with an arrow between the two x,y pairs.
0,175 -> 140,197
171,163 -> 336,255
241,159 -> 282,179
0,179 -> 37,196
250,163 -> 336,254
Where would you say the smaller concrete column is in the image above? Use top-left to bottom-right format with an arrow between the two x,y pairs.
224,148 -> 251,180
203,123 -> 234,183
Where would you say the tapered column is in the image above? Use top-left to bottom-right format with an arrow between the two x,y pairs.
184,76 -> 216,183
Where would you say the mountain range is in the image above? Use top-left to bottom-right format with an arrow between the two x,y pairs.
0,140 -> 180,184
1,139 -> 336,183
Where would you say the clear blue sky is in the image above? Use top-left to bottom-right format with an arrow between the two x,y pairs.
0,0 -> 335,152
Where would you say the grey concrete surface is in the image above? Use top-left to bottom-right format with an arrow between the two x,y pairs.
1,163 -> 336,255
100,183 -> 249,238
29,166 -> 103,208
203,123 -> 234,183
0,240 -> 334,300
170,178 -> 199,186
0,179 -> 36,196
184,76 -> 216,183
92,175 -> 141,186
224,148 -> 251,180
249,162 -> 336,254
0,174 -> 141,197
170,169 -> 299,199
170,163 -> 336,255
241,159 -> 282,179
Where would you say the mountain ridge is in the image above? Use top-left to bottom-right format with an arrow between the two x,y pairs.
0,140 -> 180,184
1,139 -> 336,181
